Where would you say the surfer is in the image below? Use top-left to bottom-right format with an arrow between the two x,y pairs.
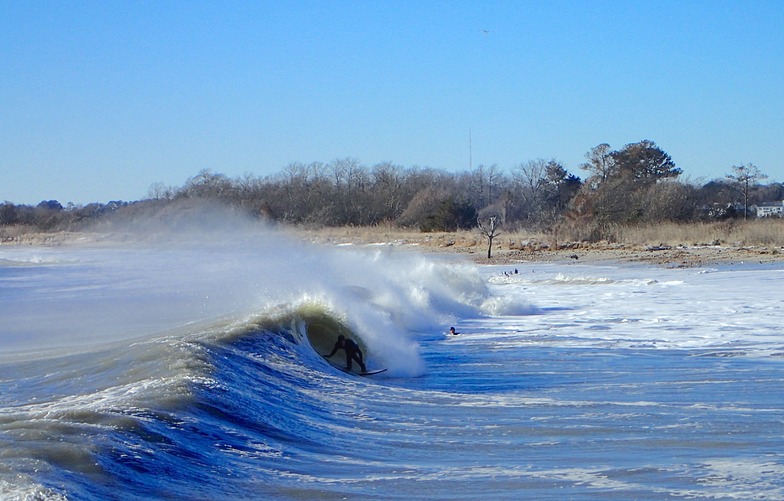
325,335 -> 367,372
449,327 -> 460,335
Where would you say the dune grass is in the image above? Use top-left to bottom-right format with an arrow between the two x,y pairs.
296,219 -> 784,252
608,220 -> 784,248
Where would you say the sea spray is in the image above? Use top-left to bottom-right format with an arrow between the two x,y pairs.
0,217 -> 498,361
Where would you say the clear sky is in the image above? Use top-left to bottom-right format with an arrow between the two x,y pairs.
2,1 -> 783,205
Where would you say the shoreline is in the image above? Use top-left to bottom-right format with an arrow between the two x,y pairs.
3,228 -> 783,268
296,228 -> 784,268
458,245 -> 784,268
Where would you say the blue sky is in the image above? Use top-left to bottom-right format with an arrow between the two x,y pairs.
2,1 -> 783,205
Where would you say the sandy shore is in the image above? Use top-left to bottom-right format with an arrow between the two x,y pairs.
3,228 -> 783,268
297,228 -> 784,268
464,244 -> 784,268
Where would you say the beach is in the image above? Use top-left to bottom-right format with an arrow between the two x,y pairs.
294,227 -> 784,268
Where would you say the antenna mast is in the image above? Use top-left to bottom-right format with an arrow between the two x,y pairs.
469,127 -> 472,170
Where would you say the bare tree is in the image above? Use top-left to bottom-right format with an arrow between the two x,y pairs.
581,143 -> 616,184
370,162 -> 406,221
727,163 -> 767,219
515,159 -> 549,202
147,182 -> 174,201
485,163 -> 501,207
181,169 -> 234,199
477,215 -> 502,259
513,159 -> 547,222
638,180 -> 699,223
468,164 -> 500,209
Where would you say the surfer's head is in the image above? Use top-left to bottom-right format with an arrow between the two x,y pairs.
337,335 -> 345,342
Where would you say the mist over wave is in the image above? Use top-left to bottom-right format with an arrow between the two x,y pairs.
0,209 -> 523,375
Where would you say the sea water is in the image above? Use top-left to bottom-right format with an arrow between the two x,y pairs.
1,227 -> 783,500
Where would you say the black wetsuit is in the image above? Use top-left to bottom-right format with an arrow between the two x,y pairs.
327,338 -> 367,372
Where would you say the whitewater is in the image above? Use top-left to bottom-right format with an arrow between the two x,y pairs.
1,223 -> 783,500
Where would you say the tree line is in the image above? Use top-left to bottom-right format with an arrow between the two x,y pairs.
2,140 -> 782,242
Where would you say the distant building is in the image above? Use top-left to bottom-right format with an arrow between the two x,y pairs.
754,200 -> 784,218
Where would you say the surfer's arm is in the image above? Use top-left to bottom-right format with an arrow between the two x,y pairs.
325,343 -> 340,358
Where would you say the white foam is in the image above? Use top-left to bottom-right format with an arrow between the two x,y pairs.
474,263 -> 784,355
0,223 -> 497,378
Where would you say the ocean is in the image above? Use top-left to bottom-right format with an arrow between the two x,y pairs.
1,226 -> 783,500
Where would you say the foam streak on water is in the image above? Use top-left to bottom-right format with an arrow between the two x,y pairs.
1,231 -> 783,500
